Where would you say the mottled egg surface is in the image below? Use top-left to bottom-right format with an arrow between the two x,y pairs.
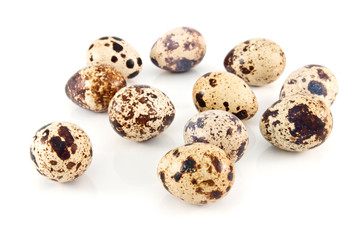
259,95 -> 333,152
158,143 -> 234,205
65,65 -> 126,112
30,122 -> 92,182
87,36 -> 142,79
280,65 -> 338,106
184,110 -> 248,162
224,38 -> 286,86
150,27 -> 206,72
192,71 -> 258,120
108,85 -> 175,142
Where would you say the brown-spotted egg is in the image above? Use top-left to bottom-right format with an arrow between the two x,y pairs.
158,143 -> 234,205
30,122 -> 92,182
192,71 -> 258,120
150,27 -> 206,72
280,64 -> 338,106
184,110 -> 248,162
87,36 -> 142,79
224,38 -> 286,86
259,94 -> 333,151
108,85 -> 175,142
65,65 -> 126,112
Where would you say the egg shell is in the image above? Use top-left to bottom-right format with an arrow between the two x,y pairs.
150,27 -> 206,72
183,110 -> 248,162
108,85 -> 175,142
192,71 -> 258,120
87,36 -> 142,79
158,143 -> 234,205
224,38 -> 286,86
259,95 -> 333,151
65,65 -> 126,112
280,65 -> 338,106
30,122 -> 92,182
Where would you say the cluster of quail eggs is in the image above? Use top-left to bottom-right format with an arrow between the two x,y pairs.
30,26 -> 338,206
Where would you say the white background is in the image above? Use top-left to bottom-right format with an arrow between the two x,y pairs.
1,0 -> 359,239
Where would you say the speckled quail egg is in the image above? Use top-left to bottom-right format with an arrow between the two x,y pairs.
87,36 -> 142,79
192,71 -> 258,120
158,143 -> 234,205
184,110 -> 248,162
65,65 -> 126,112
280,65 -> 338,106
30,122 -> 92,182
259,94 -> 333,151
108,85 -> 175,142
150,27 -> 206,72
224,38 -> 286,86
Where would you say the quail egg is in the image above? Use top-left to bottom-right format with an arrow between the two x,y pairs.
192,71 -> 258,120
87,36 -> 142,79
150,27 -> 206,72
30,122 -> 92,182
259,94 -> 333,151
224,38 -> 286,86
108,85 -> 175,142
184,110 -> 248,162
65,65 -> 126,112
280,64 -> 338,106
158,143 -> 234,205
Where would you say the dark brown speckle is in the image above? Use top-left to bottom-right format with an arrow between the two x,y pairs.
173,172 -> 182,182
209,78 -> 217,87
210,190 -> 223,199
308,80 -> 327,96
234,110 -> 248,120
180,157 -> 197,173
211,155 -> 222,173
287,103 -> 328,144
127,71 -> 139,79
195,91 -> 206,108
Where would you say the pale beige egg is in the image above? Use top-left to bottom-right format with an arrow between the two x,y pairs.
87,36 -> 142,79
108,85 -> 175,142
183,110 -> 248,162
259,95 -> 333,151
158,143 -> 234,205
192,71 -> 258,120
150,27 -> 206,72
280,64 -> 338,106
224,38 -> 286,86
30,122 -> 92,182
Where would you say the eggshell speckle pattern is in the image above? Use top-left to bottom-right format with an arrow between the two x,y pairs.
224,38 -> 286,86
259,95 -> 333,151
108,85 -> 175,142
158,143 -> 234,205
65,65 -> 126,112
280,65 -> 338,106
87,36 -> 142,79
30,122 -> 92,182
192,71 -> 258,120
184,110 -> 248,162
150,27 -> 206,72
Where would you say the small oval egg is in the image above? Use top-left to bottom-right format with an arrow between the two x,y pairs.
224,38 -> 286,86
280,64 -> 338,106
150,27 -> 206,72
30,122 -> 92,182
184,110 -> 248,162
192,71 -> 258,120
86,36 -> 142,79
259,94 -> 333,151
158,143 -> 235,205
108,85 -> 175,142
65,65 -> 126,112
